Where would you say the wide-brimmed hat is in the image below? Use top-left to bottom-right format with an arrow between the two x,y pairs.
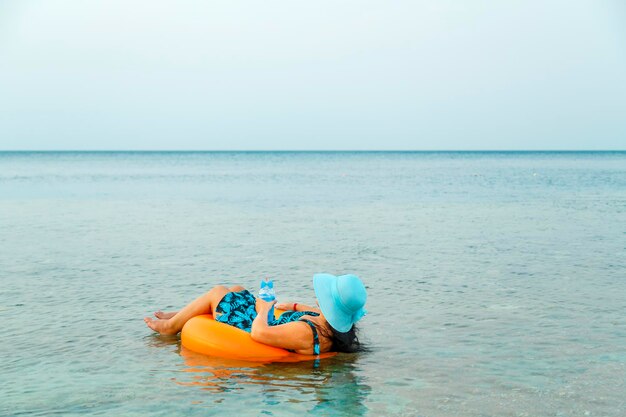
313,273 -> 367,333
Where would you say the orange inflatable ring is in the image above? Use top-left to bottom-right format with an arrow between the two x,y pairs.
181,311 -> 336,362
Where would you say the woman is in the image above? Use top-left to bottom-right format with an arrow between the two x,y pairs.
144,273 -> 367,355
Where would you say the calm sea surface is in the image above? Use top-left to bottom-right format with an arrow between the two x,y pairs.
0,151 -> 624,417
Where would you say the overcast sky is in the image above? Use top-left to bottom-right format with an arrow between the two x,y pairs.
1,0 -> 625,150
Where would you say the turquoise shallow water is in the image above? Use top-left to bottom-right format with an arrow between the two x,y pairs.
0,151 -> 625,416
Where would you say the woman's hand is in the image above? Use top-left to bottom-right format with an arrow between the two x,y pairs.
275,302 -> 295,311
274,302 -> 321,313
255,298 -> 276,316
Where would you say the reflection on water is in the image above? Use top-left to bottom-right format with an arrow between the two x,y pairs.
176,346 -> 371,415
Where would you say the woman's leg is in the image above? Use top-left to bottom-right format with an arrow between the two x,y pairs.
153,286 -> 245,319
154,311 -> 177,319
154,285 -> 245,320
144,285 -> 232,335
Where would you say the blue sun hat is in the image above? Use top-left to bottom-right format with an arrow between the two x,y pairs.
313,273 -> 367,333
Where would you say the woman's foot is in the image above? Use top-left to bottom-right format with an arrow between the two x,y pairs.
154,311 -> 177,319
144,317 -> 178,335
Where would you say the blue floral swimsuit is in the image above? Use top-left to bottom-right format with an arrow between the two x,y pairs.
215,290 -> 321,355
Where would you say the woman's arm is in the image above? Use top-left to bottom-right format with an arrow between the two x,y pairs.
252,299 -> 313,351
275,301 -> 321,313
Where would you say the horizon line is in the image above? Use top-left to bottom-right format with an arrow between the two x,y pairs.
1,149 -> 625,153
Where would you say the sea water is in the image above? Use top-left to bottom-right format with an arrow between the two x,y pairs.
0,151 -> 624,416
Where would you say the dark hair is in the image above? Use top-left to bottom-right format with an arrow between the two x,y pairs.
319,324 -> 365,353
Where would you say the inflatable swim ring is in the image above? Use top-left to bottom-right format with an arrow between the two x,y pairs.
181,310 -> 336,362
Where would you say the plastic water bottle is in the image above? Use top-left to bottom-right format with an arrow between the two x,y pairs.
258,278 -> 275,323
